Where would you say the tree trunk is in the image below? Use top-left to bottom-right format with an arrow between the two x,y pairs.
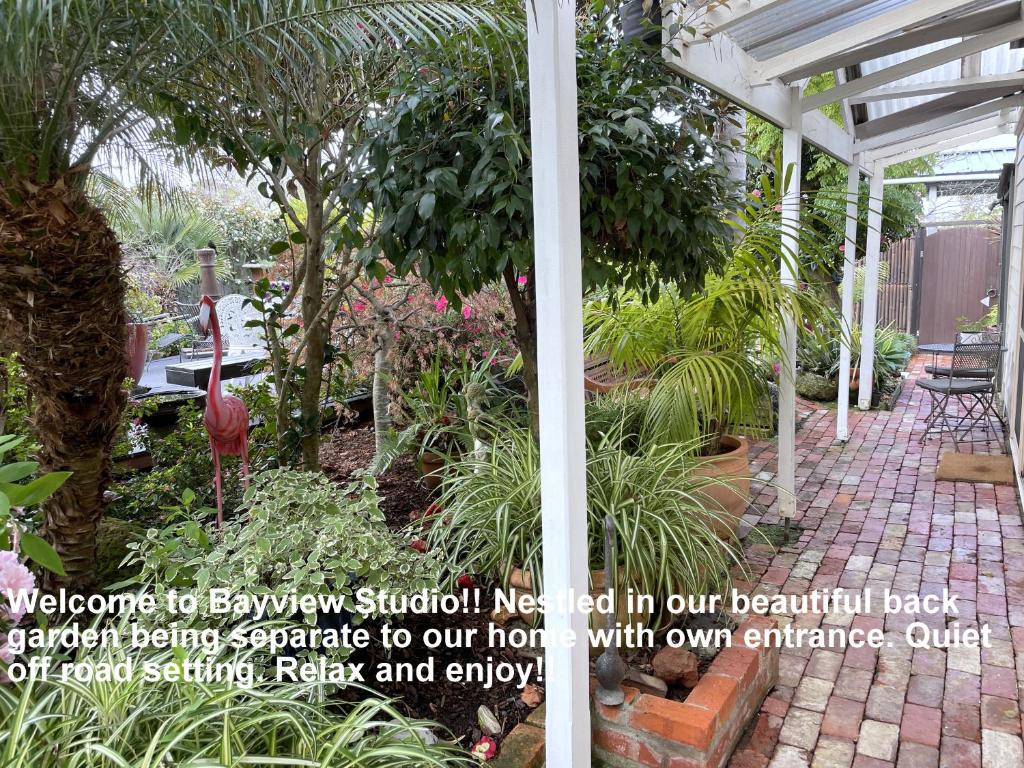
299,187 -> 325,475
0,175 -> 128,592
503,265 -> 539,437
371,320 -> 394,458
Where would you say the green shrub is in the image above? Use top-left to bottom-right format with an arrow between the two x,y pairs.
426,421 -> 743,628
129,470 -> 440,648
0,622 -> 468,767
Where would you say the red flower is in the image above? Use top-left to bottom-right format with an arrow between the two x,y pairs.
471,736 -> 497,761
409,539 -> 428,553
457,574 -> 476,590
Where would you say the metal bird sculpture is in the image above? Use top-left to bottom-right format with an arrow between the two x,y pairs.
197,295 -> 250,528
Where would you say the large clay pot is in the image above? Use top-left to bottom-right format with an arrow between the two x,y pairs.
691,435 -> 750,538
419,450 -> 446,491
126,323 -> 149,385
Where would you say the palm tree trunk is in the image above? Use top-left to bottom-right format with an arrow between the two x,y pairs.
0,175 -> 128,592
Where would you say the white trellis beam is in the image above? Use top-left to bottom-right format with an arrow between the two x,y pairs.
848,74 -> 1024,105
859,166 -> 885,410
854,96 -> 1024,154
666,30 -> 853,163
874,124 -> 1017,167
861,114 -> 1013,163
525,2 -> 590,766
757,0 -> 981,83
800,20 -> 1024,110
779,88 -> 801,519
837,160 -> 860,442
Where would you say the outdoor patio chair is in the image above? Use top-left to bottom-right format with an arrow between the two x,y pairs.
925,330 -> 1002,378
916,340 -> 1004,451
175,301 -> 230,360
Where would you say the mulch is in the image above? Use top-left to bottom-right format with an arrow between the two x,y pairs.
320,426 -> 542,747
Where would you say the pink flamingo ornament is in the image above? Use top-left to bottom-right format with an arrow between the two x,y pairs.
197,295 -> 250,528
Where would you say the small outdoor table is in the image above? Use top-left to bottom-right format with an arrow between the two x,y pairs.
918,342 -> 954,369
164,351 -> 266,389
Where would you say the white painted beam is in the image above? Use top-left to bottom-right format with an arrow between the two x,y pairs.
837,160 -> 860,442
861,114 -> 1012,163
859,167 -> 884,410
846,74 -> 1024,106
778,88 -> 801,520
757,0 -> 982,83
854,96 -> 1024,154
876,125 -> 1016,167
801,20 -> 1024,109
525,2 -> 590,765
666,32 -> 854,162
856,88 -> 1024,141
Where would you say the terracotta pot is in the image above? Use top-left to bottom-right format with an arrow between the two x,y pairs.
126,323 -> 149,385
691,435 -> 751,538
508,567 -> 649,649
849,366 -> 860,392
419,450 -> 446,491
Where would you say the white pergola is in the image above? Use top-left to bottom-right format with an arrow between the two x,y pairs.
526,2 -> 1024,765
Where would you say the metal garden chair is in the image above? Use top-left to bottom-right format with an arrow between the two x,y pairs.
916,340 -> 1003,451
924,330 -> 1002,379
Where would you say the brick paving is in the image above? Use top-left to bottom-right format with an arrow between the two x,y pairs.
728,357 -> 1024,768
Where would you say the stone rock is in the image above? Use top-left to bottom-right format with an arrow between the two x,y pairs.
651,646 -> 700,687
477,705 -> 502,736
625,668 -> 668,697
795,372 -> 838,402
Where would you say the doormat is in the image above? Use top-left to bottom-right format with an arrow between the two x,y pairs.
936,452 -> 1016,485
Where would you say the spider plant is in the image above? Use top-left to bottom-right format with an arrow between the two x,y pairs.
0,620 -> 469,767
425,414 -> 745,628
583,180 -> 843,455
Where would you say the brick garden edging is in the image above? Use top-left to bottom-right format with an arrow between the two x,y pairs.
492,615 -> 779,768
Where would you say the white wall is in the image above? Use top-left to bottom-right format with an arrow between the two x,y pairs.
1002,119 -> 1024,476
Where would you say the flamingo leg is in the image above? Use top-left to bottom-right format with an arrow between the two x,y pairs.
210,435 -> 223,530
240,431 -> 250,490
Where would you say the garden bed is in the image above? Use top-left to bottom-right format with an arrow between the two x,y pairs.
321,426 -> 543,748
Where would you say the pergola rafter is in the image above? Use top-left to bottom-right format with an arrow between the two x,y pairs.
529,3 -> 1024,764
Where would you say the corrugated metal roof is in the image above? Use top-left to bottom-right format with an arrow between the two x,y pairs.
934,144 -> 1017,174
859,42 -> 1024,121
725,0 -> 994,62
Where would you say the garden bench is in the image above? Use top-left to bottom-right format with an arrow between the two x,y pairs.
583,355 -> 649,395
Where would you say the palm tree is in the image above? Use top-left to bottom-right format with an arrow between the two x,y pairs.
0,0 -> 511,590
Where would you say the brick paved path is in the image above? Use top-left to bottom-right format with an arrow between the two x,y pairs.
729,357 -> 1024,768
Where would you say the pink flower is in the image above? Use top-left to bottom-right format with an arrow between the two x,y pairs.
384,276 -> 394,283
773,204 -> 783,213
352,301 -> 366,313
517,275 -> 528,286
772,361 -> 782,377
0,551 -> 35,623
462,306 -> 473,320
471,736 -> 497,761
751,189 -> 762,198
838,244 -> 846,253
434,296 -> 448,313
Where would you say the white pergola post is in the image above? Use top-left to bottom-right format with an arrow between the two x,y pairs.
525,2 -> 591,766
859,164 -> 885,410
779,88 -> 801,520
837,159 -> 860,441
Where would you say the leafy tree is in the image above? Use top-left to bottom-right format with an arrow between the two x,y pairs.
746,74 -> 933,272
0,0 -> 512,588
363,20 -> 739,428
161,3 -> 513,469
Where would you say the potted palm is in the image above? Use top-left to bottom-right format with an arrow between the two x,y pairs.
582,185 -> 841,533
